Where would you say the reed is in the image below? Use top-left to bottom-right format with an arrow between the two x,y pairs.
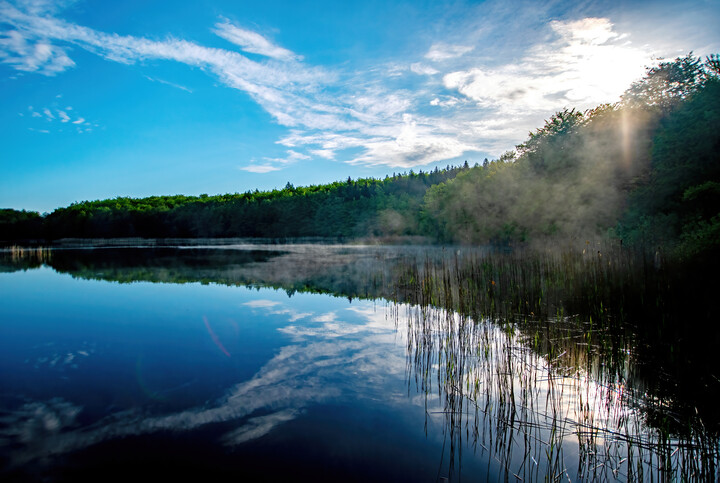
4,245 -> 52,265
392,244 -> 719,480
4,243 -> 717,479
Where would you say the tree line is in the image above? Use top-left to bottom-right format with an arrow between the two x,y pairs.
2,54 -> 718,259
1,166 -> 466,241
423,54 -> 720,258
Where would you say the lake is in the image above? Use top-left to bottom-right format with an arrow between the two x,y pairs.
1,244 -> 718,481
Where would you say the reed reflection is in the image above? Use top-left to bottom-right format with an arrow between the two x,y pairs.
1,243 -> 717,480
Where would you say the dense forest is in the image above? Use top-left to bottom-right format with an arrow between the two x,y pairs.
1,167 -> 466,240
2,54 -> 719,259
424,54 -> 720,258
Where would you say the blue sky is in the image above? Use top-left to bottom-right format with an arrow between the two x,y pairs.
2,0 -> 719,212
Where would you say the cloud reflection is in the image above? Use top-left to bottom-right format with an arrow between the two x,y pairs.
1,295 -> 408,468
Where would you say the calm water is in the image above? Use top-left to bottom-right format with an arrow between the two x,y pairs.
0,247 -> 490,481
0,245 -> 718,481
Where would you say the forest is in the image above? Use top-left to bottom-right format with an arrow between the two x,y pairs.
2,54 -> 719,260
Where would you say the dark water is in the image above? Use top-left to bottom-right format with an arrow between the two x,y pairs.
0,245 -> 718,481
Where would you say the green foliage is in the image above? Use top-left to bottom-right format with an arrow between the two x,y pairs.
516,108 -> 585,174
621,54 -> 706,112
2,167 -> 465,241
0,209 -> 42,240
422,159 -> 523,244
3,54 -> 717,260
618,63 -> 720,256
422,101 -> 656,244
424,54 -> 720,253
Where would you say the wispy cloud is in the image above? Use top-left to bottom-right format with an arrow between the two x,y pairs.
243,299 -> 282,308
410,62 -> 439,76
25,104 -> 93,133
144,75 -> 192,93
0,29 -> 74,75
214,19 -> 300,61
270,308 -> 313,322
346,114 -> 474,168
263,149 -> 310,165
443,18 -> 650,115
240,164 -> 282,174
1,1 -> 697,168
240,149 -> 311,174
222,409 -> 299,445
424,42 -> 474,62
309,148 -> 335,160
311,312 -> 337,323
18,0 -> 78,15
0,297 -> 408,466
429,96 -> 461,108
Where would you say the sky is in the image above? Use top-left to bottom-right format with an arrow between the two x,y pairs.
1,0 -> 719,212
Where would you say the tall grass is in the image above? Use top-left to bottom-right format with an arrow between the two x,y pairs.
391,244 -> 719,480
3,242 -> 718,479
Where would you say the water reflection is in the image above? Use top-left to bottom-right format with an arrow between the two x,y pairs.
0,244 -> 718,480
0,266 -> 459,480
402,303 -> 719,480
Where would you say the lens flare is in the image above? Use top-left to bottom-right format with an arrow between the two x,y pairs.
203,316 -> 231,358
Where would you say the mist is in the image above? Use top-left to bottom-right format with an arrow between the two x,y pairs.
421,54 -> 719,257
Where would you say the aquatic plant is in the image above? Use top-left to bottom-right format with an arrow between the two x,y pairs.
392,245 -> 719,480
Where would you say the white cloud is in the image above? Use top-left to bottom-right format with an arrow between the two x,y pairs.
270,308 -> 313,322
0,2 -> 327,94
551,17 -> 620,45
264,149 -> 310,164
347,114 -> 476,168
4,2 -> 472,168
214,19 -> 300,61
222,409 -> 299,445
287,311 -> 312,322
0,28 -> 75,75
241,149 -> 312,173
424,42 -> 474,61
20,0 -> 78,15
0,2 -> 504,165
443,18 -> 651,115
25,103 -> 91,132
1,296 -> 407,463
240,163 -> 282,174
309,148 -> 334,159
243,300 -> 282,308
144,75 -> 192,93
1,1 -> 698,168
429,96 -> 460,108
410,62 -> 439,75
312,312 -> 337,323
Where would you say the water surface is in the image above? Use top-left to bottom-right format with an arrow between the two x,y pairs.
1,245 -> 717,481
0,247 -> 494,480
